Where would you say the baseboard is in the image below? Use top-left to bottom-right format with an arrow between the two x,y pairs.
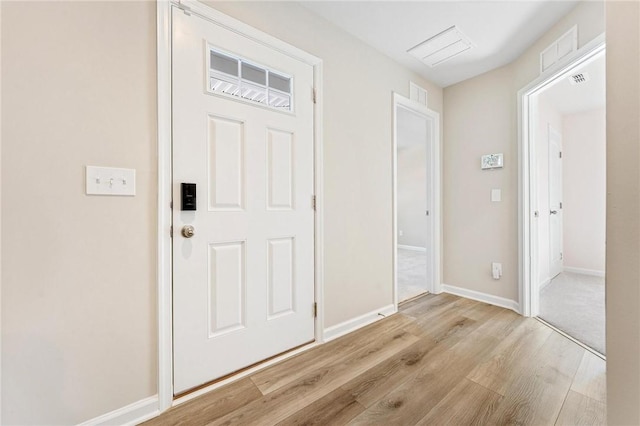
441,284 -> 520,314
397,245 -> 427,252
563,266 -> 605,277
323,304 -> 397,342
77,395 -> 159,426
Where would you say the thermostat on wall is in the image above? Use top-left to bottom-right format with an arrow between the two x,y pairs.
481,153 -> 504,170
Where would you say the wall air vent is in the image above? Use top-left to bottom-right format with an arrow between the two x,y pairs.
407,26 -> 475,68
569,72 -> 590,85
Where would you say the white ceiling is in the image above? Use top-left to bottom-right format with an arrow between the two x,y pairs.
539,52 -> 605,115
300,1 -> 580,87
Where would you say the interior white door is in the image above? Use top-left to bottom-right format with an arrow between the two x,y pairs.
548,125 -> 563,278
172,8 -> 316,394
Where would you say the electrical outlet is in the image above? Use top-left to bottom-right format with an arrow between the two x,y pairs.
492,262 -> 502,280
399,230 -> 404,237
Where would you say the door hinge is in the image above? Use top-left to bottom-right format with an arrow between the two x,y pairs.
313,302 -> 318,318
170,226 -> 173,238
178,1 -> 192,15
170,201 -> 173,209
559,151 -> 562,159
560,252 -> 563,260
312,195 -> 317,211
426,210 -> 430,216
559,202 -> 563,209
312,88 -> 317,104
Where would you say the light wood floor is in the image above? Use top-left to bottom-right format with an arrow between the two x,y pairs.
144,293 -> 606,425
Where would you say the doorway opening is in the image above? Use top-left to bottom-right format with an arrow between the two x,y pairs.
392,94 -> 441,306
519,40 -> 605,357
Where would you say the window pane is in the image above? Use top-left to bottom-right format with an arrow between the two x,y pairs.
211,51 -> 238,76
241,62 -> 266,85
269,73 -> 291,94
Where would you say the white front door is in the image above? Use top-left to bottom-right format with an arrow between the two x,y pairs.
172,7 -> 316,394
548,125 -> 563,278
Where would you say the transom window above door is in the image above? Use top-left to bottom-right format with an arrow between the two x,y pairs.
207,46 -> 293,112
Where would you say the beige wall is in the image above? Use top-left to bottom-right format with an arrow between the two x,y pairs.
443,1 -> 604,301
605,1 -> 640,424
1,1 -> 443,423
1,2 -> 157,424
443,64 -> 517,299
563,108 -> 606,273
5,0 -> 639,424
206,1 -> 443,327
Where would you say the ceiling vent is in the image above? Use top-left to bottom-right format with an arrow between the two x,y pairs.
569,72 -> 590,85
407,26 -> 475,68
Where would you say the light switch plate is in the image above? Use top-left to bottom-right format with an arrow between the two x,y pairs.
491,189 -> 502,202
86,166 -> 136,196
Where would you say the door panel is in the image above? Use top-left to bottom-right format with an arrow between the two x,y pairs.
172,8 -> 315,394
207,116 -> 245,211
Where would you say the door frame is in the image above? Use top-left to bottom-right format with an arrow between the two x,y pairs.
392,93 -> 441,308
517,34 -> 605,317
157,0 -> 324,411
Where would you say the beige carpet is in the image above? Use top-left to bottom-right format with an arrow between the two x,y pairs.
397,248 -> 428,302
539,271 -> 605,355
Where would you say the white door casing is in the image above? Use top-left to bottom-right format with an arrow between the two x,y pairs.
172,7 -> 316,394
392,93 -> 441,307
518,35 -> 604,317
548,124 -> 563,279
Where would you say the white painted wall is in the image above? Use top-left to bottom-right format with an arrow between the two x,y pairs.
535,96 -> 563,285
562,108 -> 606,273
397,107 -> 428,248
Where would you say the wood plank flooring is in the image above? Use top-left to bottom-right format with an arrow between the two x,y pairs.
143,293 -> 606,426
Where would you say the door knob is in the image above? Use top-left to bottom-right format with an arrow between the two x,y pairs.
182,225 -> 195,238
550,210 -> 558,215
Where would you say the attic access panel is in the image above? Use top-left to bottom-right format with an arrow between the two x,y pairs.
408,26 -> 475,68
207,46 -> 293,112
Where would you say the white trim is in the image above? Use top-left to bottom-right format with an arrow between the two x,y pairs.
563,267 -> 605,278
156,0 -> 173,413
441,284 -> 520,314
323,304 -> 397,342
313,61 -> 325,343
397,245 -> 427,252
77,396 -> 159,426
392,93 -> 441,310
179,0 -> 320,66
173,341 -> 318,406
0,3 -> 3,421
157,0 -> 325,415
518,34 -> 605,317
